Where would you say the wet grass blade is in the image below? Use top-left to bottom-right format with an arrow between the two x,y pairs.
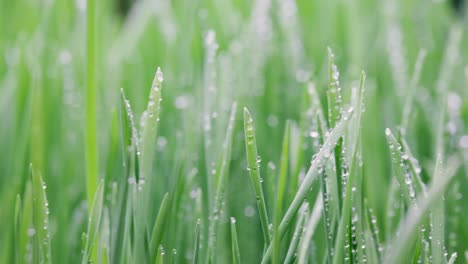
430,155 -> 446,264
17,182 -> 32,264
140,67 -> 164,183
332,73 -> 366,264
283,203 -> 308,264
327,48 -> 344,212
192,220 -> 200,264
207,102 -> 237,262
297,195 -> 323,264
262,107 -> 354,263
230,217 -> 240,264
398,132 -> 427,196
385,128 -> 415,206
82,180 -> 105,264
272,121 -> 290,264
243,107 -> 271,245
150,193 -> 170,264
30,165 -> 51,264
383,157 -> 460,264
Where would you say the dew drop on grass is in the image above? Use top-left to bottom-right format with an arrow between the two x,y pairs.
244,206 -> 255,217
174,95 -> 190,109
128,177 -> 136,185
385,128 -> 391,136
267,161 -> 276,170
231,217 -> 236,224
27,228 -> 36,237
156,67 -> 164,83
267,115 -> 279,127
309,131 -> 319,138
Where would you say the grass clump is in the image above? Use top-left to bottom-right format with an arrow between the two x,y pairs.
1,0 -> 468,263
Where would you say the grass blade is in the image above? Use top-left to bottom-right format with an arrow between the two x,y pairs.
332,73 -> 366,264
140,67 -> 164,183
150,193 -> 170,264
243,107 -> 271,245
385,128 -> 416,206
85,0 -> 99,206
193,220 -> 200,264
207,102 -> 237,262
430,155 -> 446,264
327,48 -> 345,214
283,203 -> 308,264
383,157 -> 460,264
230,217 -> 241,264
82,180 -> 105,264
262,107 -> 354,263
272,121 -> 290,264
30,166 -> 51,264
297,194 -> 323,264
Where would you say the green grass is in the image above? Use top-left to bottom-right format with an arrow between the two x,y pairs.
1,0 -> 468,263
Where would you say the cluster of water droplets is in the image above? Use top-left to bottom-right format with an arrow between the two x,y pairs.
386,128 -> 416,202
328,49 -> 343,124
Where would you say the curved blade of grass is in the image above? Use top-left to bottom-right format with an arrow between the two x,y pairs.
82,180 -> 105,264
284,203 -> 308,264
383,157 -> 460,264
272,121 -> 290,264
30,165 -> 51,264
150,193 -> 170,264
243,107 -> 271,245
230,217 -> 240,264
206,102 -> 237,262
262,107 -> 354,263
297,194 -> 323,264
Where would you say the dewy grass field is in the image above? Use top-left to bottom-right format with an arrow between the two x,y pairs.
1,0 -> 468,263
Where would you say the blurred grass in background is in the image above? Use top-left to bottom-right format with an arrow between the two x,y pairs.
1,0 -> 468,263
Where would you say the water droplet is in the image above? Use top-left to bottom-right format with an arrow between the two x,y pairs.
310,131 -> 319,138
174,95 -> 190,109
27,228 -> 36,237
128,177 -> 136,185
244,206 -> 255,217
267,115 -> 279,127
156,67 -> 164,82
231,217 -> 236,224
385,128 -> 391,136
